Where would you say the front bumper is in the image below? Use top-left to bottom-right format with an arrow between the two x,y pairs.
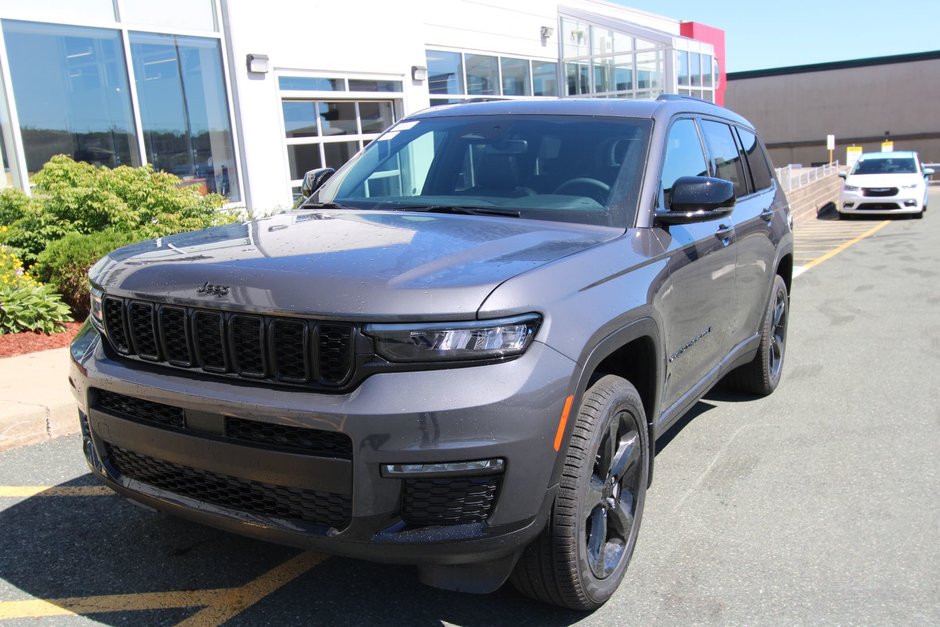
70,324 -> 574,566
839,189 -> 925,215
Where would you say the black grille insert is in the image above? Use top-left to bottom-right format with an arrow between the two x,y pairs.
862,187 -> 898,197
106,444 -> 351,528
402,476 -> 500,526
225,416 -> 352,459
93,389 -> 185,429
100,297 -> 355,389
90,389 -> 352,460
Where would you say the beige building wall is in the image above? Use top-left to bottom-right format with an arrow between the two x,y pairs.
725,54 -> 940,167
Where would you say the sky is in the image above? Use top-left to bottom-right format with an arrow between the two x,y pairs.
617,0 -> 940,73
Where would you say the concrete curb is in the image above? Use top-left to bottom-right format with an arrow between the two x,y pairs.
0,347 -> 78,453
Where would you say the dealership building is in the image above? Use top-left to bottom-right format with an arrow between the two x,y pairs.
0,0 -> 724,211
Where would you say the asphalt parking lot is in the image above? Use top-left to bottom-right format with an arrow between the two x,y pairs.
1,188 -> 938,625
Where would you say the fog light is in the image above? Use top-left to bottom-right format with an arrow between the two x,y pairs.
381,458 -> 504,478
904,200 -> 917,207
843,202 -> 855,208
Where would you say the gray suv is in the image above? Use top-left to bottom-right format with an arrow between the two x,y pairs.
70,96 -> 792,610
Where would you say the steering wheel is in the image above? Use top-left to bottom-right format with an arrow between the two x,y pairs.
553,178 -> 610,204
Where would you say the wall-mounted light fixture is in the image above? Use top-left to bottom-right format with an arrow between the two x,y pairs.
411,65 -> 428,81
246,53 -> 269,74
540,26 -> 554,41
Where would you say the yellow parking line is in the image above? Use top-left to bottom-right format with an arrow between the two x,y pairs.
0,590 -> 226,620
0,486 -> 114,497
177,552 -> 327,626
0,552 -> 328,621
803,221 -> 891,270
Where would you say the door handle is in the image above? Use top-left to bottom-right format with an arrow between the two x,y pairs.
760,207 -> 774,222
714,223 -> 735,245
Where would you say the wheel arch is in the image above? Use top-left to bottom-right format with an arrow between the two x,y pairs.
551,317 -> 663,488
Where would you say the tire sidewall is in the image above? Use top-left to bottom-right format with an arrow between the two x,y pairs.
570,379 -> 649,606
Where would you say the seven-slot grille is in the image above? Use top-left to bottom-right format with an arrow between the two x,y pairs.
862,187 -> 899,197
102,297 -> 354,387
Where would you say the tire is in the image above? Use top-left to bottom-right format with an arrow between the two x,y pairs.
511,375 -> 649,610
727,274 -> 789,395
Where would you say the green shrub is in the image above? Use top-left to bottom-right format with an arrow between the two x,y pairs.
0,283 -> 72,335
34,230 -> 142,318
1,155 -> 237,265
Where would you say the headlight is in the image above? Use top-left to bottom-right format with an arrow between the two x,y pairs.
842,185 -> 860,192
90,287 -> 103,326
365,314 -> 541,362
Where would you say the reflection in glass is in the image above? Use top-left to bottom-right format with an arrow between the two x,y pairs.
465,54 -> 498,95
702,54 -> 713,88
3,20 -> 139,178
131,32 -> 239,200
677,51 -> 690,86
0,68 -> 22,188
287,144 -> 322,180
614,56 -> 634,92
562,17 -> 588,59
282,102 -> 320,138
359,102 -> 395,133
323,141 -> 359,168
592,27 -> 612,57
690,52 -> 701,87
532,62 -> 557,96
426,50 -> 463,95
279,76 -> 343,91
348,79 -> 403,92
500,58 -> 530,96
319,102 -> 357,136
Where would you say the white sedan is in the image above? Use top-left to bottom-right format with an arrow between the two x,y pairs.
839,151 -> 933,219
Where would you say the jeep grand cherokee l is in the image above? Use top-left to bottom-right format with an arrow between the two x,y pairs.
70,96 -> 792,610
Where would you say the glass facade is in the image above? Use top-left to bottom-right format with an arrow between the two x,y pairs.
131,33 -> 239,199
0,4 -> 240,200
426,50 -> 557,105
559,16 -> 668,100
279,75 -> 402,197
3,21 -> 140,177
675,48 -> 717,101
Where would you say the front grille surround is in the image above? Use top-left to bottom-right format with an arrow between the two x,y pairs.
862,187 -> 899,197
102,297 -> 355,389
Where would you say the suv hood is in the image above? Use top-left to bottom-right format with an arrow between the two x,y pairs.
91,210 -> 618,320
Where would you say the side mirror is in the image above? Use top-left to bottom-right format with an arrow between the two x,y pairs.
924,168 -> 935,177
838,172 -> 847,179
301,167 -> 336,197
655,176 -> 735,225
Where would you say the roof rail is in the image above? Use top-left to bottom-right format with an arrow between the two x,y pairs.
656,93 -> 714,105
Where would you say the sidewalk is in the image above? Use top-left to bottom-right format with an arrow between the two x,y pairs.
0,347 -> 77,452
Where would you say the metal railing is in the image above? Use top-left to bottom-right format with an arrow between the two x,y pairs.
775,161 -> 841,192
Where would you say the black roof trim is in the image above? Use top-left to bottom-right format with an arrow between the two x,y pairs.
727,49 -> 940,80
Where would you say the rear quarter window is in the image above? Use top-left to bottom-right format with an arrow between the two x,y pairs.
737,128 -> 774,192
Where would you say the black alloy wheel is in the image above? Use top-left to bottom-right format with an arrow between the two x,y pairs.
727,273 -> 789,395
511,375 -> 648,610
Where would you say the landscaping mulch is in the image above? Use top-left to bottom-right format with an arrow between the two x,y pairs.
0,321 -> 82,358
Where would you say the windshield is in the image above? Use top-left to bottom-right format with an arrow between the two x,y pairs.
314,114 -> 652,228
852,157 -> 917,175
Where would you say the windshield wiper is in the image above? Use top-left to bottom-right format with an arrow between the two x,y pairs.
298,201 -> 354,210
395,205 -> 521,218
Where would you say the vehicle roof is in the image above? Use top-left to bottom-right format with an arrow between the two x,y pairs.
408,97 -> 754,128
859,151 -> 917,159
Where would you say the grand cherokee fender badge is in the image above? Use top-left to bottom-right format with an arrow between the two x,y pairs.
197,281 -> 230,297
669,327 -> 711,363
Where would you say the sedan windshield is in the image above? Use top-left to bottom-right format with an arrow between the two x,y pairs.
852,157 -> 917,175
314,114 -> 652,228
